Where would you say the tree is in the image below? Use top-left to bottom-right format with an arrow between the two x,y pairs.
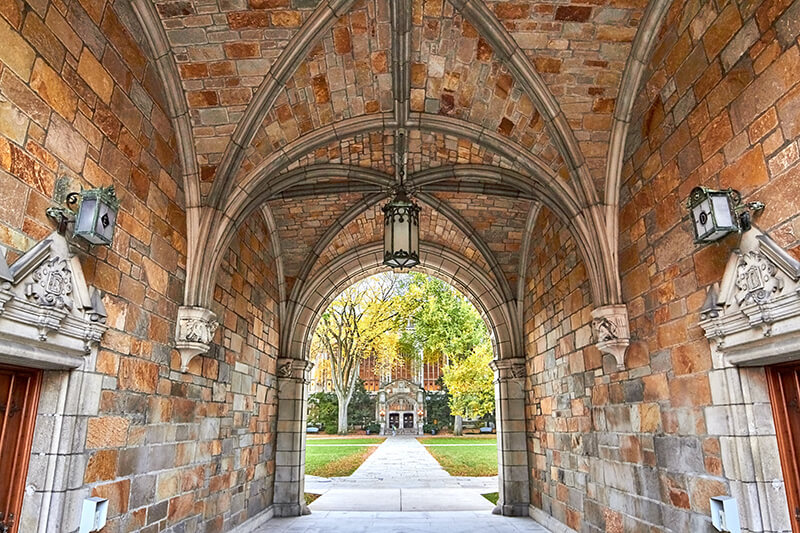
397,274 -> 489,363
441,340 -> 495,420
312,274 -> 399,434
396,274 -> 495,432
347,379 -> 376,429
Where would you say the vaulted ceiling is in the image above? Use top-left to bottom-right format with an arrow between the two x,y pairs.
142,0 -> 655,316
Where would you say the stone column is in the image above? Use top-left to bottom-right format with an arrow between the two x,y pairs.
491,357 -> 530,516
273,357 -> 313,517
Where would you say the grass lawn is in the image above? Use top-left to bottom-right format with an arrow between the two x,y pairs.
307,437 -> 386,444
418,436 -> 498,476
305,437 -> 385,477
482,492 -> 499,505
417,436 -> 497,445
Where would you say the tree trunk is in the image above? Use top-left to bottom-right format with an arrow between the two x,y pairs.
336,391 -> 352,434
454,415 -> 463,436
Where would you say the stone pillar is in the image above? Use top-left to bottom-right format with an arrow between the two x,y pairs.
491,358 -> 530,517
273,357 -> 313,517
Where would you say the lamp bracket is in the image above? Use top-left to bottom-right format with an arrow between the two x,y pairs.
46,192 -> 81,235
736,200 -> 766,233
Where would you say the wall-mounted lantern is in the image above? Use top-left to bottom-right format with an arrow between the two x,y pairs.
686,187 -> 764,243
379,409 -> 386,418
47,186 -> 120,246
417,408 -> 424,417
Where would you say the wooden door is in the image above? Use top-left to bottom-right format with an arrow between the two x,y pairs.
403,413 -> 414,429
389,413 -> 399,429
767,363 -> 800,532
0,365 -> 42,533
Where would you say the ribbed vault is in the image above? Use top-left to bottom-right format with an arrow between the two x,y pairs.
130,0 -> 665,360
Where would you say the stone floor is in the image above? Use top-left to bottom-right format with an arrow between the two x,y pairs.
257,511 -> 552,532
260,436 -> 554,531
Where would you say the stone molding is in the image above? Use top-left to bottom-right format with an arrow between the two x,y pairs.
175,306 -> 218,371
591,304 -> 630,370
276,357 -> 313,382
491,357 -> 527,382
0,233 -> 107,369
699,226 -> 800,366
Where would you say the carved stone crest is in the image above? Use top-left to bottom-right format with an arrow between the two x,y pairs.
698,227 -> 800,366
183,317 -> 218,344
491,357 -> 527,381
591,304 -> 630,370
511,362 -> 526,379
735,251 -> 783,305
25,257 -> 73,310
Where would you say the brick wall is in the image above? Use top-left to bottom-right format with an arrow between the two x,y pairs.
0,1 -> 280,531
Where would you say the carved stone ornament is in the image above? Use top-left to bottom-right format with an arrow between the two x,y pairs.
491,357 -> 527,381
276,357 -> 313,382
25,257 -> 73,309
591,304 -> 630,370
699,226 -> 800,366
0,233 -> 107,369
175,306 -> 218,371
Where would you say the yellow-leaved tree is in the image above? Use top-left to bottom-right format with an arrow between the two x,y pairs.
311,274 -> 400,434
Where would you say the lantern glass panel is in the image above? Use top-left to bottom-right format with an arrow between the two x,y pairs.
711,193 -> 735,229
410,216 -> 419,256
75,197 -> 97,240
393,212 -> 410,254
94,201 -> 116,244
692,198 -> 712,240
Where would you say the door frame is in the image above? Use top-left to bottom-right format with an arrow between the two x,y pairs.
767,363 -> 800,532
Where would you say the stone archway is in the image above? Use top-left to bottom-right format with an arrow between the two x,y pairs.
272,243 -> 530,517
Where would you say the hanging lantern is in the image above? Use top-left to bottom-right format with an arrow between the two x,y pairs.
382,186 -> 420,269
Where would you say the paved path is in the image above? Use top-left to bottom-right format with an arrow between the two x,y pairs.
307,436 -> 496,511
259,436 -> 553,531
258,511 -> 552,532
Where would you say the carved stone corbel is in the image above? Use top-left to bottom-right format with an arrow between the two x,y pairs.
276,357 -> 313,382
591,304 -> 630,370
175,306 -> 218,371
490,357 -> 527,382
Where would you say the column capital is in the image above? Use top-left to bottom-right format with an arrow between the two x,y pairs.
175,306 -> 218,371
277,357 -> 313,382
591,304 -> 630,370
490,357 -> 526,381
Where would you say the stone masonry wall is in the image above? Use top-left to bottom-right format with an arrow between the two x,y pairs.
524,208 -> 598,531
618,0 -> 800,530
524,1 -> 800,532
0,1 -> 280,532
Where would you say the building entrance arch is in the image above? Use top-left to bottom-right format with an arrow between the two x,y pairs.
272,244 -> 530,517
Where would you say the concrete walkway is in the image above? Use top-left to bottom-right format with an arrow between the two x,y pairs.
307,436 -> 496,511
258,511 -> 552,532
257,436 -> 553,532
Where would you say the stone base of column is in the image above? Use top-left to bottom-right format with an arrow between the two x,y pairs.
493,502 -> 530,516
273,503 -> 311,517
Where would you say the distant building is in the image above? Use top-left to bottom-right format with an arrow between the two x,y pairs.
309,352 -> 446,435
